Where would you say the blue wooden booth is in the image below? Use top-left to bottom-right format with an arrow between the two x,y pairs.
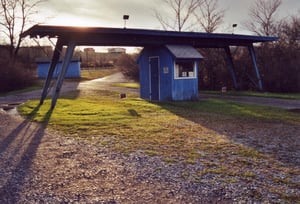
36,57 -> 81,78
138,45 -> 203,101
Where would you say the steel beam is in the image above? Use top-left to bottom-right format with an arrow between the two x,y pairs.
248,44 -> 263,91
40,38 -> 63,105
224,46 -> 239,90
51,41 -> 76,109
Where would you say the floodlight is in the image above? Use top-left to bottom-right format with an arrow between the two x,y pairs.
123,15 -> 129,28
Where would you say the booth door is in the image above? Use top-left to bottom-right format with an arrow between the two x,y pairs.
149,57 -> 159,100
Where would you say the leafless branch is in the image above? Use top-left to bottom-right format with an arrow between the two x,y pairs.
194,0 -> 224,33
155,0 -> 202,31
245,0 -> 282,36
0,0 -> 44,57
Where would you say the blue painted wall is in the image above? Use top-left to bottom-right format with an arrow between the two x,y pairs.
37,61 -> 81,78
138,46 -> 200,101
172,67 -> 198,100
138,48 -> 151,100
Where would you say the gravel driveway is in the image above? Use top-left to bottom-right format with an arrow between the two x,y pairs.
0,110 -> 219,203
0,74 -> 299,203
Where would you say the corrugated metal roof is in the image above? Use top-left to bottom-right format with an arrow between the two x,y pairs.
166,45 -> 203,59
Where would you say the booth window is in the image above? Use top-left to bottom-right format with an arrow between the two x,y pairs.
174,60 -> 196,79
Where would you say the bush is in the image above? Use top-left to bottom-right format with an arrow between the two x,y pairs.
116,54 -> 139,81
0,56 -> 36,93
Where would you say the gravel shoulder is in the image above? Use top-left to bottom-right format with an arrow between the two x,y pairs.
0,110 -> 215,203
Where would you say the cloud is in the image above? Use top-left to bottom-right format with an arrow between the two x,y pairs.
38,0 -> 299,31
42,0 -> 159,28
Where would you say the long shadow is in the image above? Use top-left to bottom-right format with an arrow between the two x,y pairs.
155,100 -> 300,168
0,105 -> 41,155
0,105 -> 53,203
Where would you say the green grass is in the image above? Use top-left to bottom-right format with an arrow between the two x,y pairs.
165,99 -> 300,124
19,91 -> 300,157
201,90 -> 300,100
111,83 -> 140,89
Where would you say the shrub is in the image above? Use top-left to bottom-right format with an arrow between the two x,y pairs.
116,54 -> 139,81
0,55 -> 36,93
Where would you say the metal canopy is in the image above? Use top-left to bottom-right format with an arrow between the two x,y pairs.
21,25 -> 277,109
22,25 -> 276,48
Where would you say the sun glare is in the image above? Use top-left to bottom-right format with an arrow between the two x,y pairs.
46,14 -> 107,27
41,14 -> 141,54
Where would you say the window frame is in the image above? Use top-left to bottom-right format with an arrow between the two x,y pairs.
174,60 -> 197,80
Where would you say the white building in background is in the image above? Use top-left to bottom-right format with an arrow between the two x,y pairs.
107,48 -> 126,54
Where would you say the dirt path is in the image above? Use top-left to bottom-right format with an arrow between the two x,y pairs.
0,72 -> 137,113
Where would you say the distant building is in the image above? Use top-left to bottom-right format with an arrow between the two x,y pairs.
107,48 -> 126,54
36,56 -> 81,78
80,47 -> 126,68
82,48 -> 96,67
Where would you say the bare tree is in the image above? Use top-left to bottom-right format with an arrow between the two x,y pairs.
194,0 -> 225,33
278,11 -> 300,47
246,0 -> 282,36
0,0 -> 43,58
155,0 -> 201,31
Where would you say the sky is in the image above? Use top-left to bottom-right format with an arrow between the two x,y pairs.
37,0 -> 300,34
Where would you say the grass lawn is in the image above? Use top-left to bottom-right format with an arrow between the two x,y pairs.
18,90 -> 300,202
201,90 -> 300,100
19,90 -> 299,158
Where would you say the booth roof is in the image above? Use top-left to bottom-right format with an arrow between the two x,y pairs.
166,45 -> 204,59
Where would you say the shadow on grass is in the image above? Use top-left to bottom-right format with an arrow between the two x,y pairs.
156,100 -> 300,168
0,105 -> 53,203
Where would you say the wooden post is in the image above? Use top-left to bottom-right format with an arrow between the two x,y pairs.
248,44 -> 263,91
51,41 -> 76,109
224,46 -> 239,90
40,38 -> 63,105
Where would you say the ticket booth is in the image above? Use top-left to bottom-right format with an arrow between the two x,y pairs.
138,45 -> 203,101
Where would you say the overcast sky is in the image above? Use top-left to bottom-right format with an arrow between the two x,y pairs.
38,0 -> 299,34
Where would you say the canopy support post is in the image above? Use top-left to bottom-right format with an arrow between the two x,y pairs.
224,46 -> 239,90
40,38 -> 63,105
51,41 -> 76,109
248,44 -> 263,91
